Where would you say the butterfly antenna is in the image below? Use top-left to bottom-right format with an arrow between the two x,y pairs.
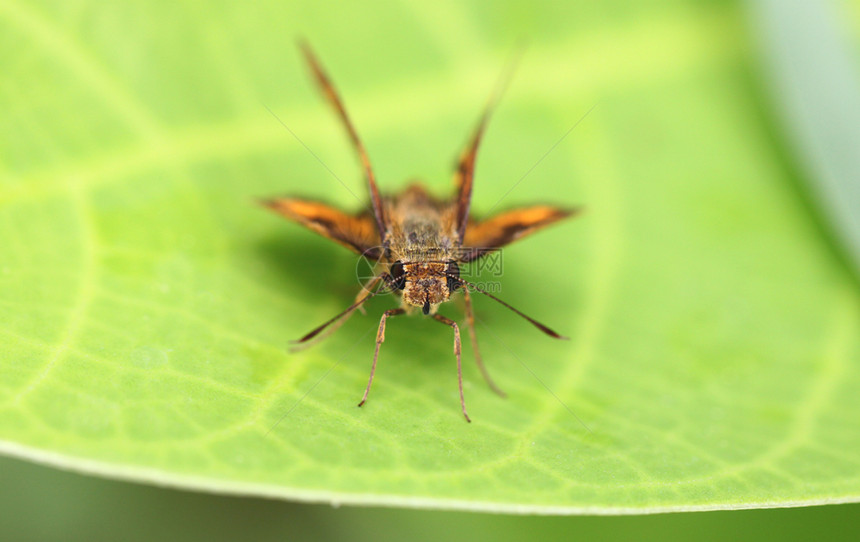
450,275 -> 568,340
292,277 -> 392,344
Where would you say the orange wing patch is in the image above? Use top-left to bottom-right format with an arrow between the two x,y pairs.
261,198 -> 381,256
462,205 -> 579,261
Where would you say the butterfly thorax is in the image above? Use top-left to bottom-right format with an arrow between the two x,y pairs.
384,184 -> 460,314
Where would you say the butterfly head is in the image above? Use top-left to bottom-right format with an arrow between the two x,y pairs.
389,260 -> 461,315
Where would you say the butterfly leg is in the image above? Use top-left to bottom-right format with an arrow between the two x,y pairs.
359,308 -> 406,408
462,287 -> 506,398
431,314 -> 471,423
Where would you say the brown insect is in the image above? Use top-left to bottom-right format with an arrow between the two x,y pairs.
261,43 -> 580,422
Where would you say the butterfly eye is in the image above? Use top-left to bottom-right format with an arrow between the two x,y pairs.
389,261 -> 406,290
446,260 -> 460,292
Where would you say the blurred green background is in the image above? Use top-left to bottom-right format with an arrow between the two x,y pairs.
2,0 -> 860,539
2,454 -> 859,541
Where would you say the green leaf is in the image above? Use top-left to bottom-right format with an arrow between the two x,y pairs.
1,0 -> 858,513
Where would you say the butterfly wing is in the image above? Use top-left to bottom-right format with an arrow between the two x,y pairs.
461,205 -> 579,262
261,198 -> 381,257
299,42 -> 387,239
453,113 -> 488,245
